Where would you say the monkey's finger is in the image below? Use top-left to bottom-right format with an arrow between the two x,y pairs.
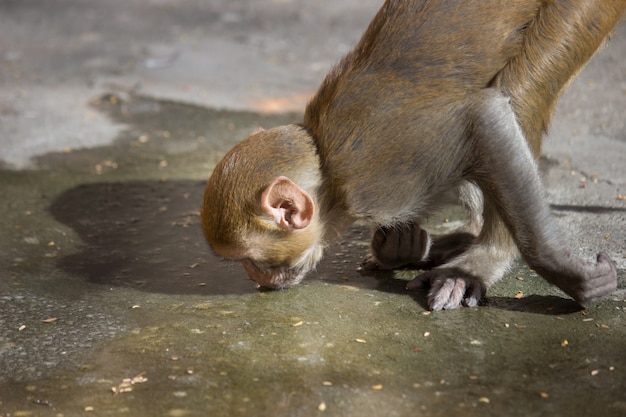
563,252 -> 617,304
406,273 -> 431,290
575,253 -> 617,303
411,226 -> 431,261
361,254 -> 382,270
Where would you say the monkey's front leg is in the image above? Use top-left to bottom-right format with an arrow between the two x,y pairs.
409,90 -> 617,310
362,223 -> 432,270
362,224 -> 477,271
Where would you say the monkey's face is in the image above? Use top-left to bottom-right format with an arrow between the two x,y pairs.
240,239 -> 324,289
204,206 -> 325,290
241,259 -> 303,289
227,227 -> 325,289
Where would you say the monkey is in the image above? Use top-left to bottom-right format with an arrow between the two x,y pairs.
202,0 -> 625,310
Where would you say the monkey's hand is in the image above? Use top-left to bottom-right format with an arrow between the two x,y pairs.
361,223 -> 432,270
406,268 -> 486,311
540,252 -> 617,305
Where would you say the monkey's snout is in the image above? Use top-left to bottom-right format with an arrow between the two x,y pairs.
241,259 -> 307,290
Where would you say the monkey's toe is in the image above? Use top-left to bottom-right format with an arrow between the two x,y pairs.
407,268 -> 486,311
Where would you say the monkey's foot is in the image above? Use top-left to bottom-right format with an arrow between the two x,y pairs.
407,268 -> 486,311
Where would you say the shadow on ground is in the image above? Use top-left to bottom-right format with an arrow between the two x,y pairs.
49,179 -> 258,296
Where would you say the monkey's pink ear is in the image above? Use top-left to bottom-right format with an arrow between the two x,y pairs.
261,176 -> 314,230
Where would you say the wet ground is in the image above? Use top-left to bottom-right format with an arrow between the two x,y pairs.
1,1 -> 626,417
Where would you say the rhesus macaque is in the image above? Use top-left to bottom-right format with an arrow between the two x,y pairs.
202,0 -> 625,310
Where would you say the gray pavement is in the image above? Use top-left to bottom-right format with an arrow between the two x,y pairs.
1,1 -> 625,416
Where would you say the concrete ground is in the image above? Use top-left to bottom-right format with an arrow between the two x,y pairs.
1,1 -> 625,416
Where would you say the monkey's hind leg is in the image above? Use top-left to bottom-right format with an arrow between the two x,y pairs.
408,89 -> 617,310
407,203 -> 517,310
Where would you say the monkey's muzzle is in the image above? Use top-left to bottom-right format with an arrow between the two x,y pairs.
241,259 -> 307,290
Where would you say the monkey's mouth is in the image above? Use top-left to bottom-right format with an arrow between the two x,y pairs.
241,259 -> 308,290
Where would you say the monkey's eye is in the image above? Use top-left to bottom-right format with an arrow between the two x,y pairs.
247,259 -> 275,271
243,258 -> 285,274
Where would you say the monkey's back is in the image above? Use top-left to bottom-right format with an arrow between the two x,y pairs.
304,0 -> 624,222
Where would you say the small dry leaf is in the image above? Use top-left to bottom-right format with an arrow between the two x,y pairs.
112,372 -> 147,395
514,291 -> 524,299
42,317 -> 58,323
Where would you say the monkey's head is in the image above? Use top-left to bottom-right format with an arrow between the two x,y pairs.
201,125 -> 325,289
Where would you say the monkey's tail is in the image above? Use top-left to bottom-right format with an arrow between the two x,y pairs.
492,0 -> 625,155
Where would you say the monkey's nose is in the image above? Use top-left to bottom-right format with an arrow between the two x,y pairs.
241,259 -> 303,290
